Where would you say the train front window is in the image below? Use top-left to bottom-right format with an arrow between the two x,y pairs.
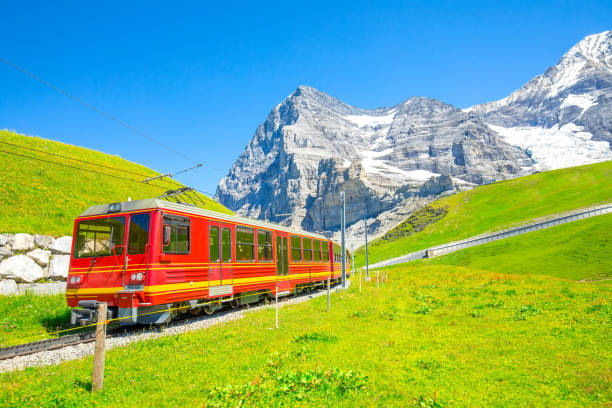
128,213 -> 150,254
74,216 -> 126,258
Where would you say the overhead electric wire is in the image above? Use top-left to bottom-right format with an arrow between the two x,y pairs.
0,148 -> 201,194
0,56 -> 198,165
0,140 -> 182,186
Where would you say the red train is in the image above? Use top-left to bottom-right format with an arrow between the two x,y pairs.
67,198 -> 350,325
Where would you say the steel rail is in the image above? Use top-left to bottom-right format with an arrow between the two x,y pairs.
0,281 -> 342,361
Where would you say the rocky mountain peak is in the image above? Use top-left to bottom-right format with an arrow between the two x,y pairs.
467,30 -> 612,171
216,84 -> 530,239
216,31 -> 612,243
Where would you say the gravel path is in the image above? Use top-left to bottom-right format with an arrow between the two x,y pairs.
0,283 -> 349,373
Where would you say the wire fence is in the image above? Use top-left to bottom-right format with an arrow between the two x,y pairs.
8,271 -> 381,346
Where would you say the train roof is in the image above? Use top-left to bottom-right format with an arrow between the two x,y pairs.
78,198 -> 334,242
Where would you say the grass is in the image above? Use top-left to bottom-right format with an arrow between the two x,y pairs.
423,213 -> 612,281
355,160 -> 612,267
0,130 -> 231,236
1,265 -> 610,407
0,293 -> 72,347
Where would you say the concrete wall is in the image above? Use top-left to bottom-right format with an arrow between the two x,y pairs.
366,203 -> 612,269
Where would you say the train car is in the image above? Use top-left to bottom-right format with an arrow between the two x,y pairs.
67,198 -> 350,326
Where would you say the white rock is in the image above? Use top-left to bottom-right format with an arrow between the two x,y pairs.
0,255 -> 44,283
17,282 -> 66,296
10,233 -> 35,252
26,249 -> 52,267
0,235 -> 9,247
34,234 -> 55,249
49,236 -> 72,254
49,255 -> 70,281
0,247 -> 14,261
0,279 -> 17,296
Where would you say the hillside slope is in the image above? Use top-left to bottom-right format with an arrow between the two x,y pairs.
355,160 -> 612,266
424,213 -> 612,281
0,130 -> 231,235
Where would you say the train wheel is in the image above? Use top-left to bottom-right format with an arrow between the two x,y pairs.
203,304 -> 216,315
189,307 -> 203,316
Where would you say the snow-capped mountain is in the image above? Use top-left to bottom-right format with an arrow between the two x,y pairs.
468,30 -> 612,170
216,30 -> 612,240
216,86 -> 531,238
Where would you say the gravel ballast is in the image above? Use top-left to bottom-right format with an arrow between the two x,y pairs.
0,283 -> 349,373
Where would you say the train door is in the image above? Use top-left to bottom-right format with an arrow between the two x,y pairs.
275,232 -> 290,294
124,212 -> 151,287
208,221 -> 233,297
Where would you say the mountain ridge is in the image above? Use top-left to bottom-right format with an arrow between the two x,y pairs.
216,30 -> 612,241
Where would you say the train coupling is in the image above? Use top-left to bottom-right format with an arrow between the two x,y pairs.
71,300 -> 114,326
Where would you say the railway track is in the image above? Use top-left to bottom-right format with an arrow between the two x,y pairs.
0,284 -> 336,363
0,331 -> 97,361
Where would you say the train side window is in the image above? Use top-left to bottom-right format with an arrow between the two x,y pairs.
313,239 -> 321,262
236,226 -> 254,261
257,229 -> 273,262
290,235 -> 302,262
322,242 -> 329,262
209,226 -> 219,262
303,238 -> 312,262
163,215 -> 190,254
222,228 -> 231,262
128,213 -> 150,254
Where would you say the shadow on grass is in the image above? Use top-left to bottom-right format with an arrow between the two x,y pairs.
74,379 -> 92,392
40,309 -> 73,335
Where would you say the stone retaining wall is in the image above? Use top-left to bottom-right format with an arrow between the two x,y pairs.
0,233 -> 71,296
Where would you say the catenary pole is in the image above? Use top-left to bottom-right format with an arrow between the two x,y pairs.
341,191 -> 346,288
351,243 -> 355,281
365,218 -> 369,278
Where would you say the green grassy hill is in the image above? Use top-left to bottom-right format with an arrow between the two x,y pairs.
0,130 -> 231,236
423,213 -> 612,281
355,160 -> 612,267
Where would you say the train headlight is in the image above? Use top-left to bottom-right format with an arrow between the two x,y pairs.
76,276 -> 81,283
136,272 -> 143,281
131,273 -> 136,280
70,276 -> 75,284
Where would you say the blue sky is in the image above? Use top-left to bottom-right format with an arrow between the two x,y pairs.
1,1 -> 610,195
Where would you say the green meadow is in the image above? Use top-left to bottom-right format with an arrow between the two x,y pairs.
355,160 -> 612,267
0,130 -> 231,236
1,264 -> 610,407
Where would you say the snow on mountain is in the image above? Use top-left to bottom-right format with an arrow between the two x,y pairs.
469,30 -> 612,169
216,30 -> 612,241
215,86 -> 531,239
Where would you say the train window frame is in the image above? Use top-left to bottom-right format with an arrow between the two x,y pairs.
257,229 -> 273,262
236,226 -> 255,262
222,227 -> 232,262
322,242 -> 329,262
209,225 -> 220,262
74,215 -> 126,258
313,239 -> 321,262
290,235 -> 302,262
303,238 -> 312,262
162,214 -> 190,255
128,213 -> 151,255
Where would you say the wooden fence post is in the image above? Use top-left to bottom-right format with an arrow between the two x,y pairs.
92,302 -> 107,392
275,284 -> 279,329
327,277 -> 331,312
